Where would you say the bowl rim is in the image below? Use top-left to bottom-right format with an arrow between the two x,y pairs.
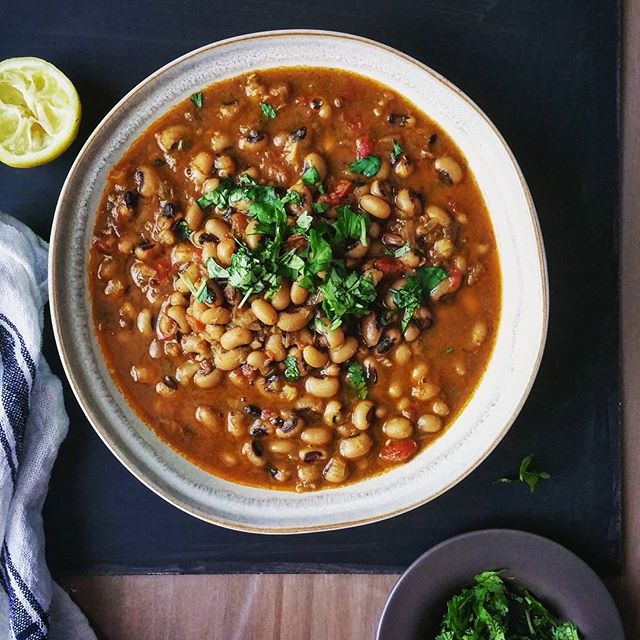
49,29 -> 549,534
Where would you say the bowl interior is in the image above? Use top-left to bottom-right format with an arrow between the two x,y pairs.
50,30 -> 547,533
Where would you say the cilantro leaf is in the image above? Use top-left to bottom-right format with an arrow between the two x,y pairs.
312,201 -> 329,214
348,155 -> 381,178
320,266 -> 377,329
294,211 -> 313,233
495,454 -> 550,493
346,362 -> 368,399
283,356 -> 300,381
442,346 -> 454,356
392,245 -> 410,257
391,139 -> 403,164
391,266 -> 448,332
190,92 -> 203,108
173,219 -> 191,240
332,205 -> 370,246
301,165 -> 320,186
260,102 -> 277,119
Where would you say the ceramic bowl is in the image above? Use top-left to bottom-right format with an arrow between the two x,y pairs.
49,30 -> 548,533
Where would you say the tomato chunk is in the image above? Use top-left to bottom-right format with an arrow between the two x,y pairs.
379,439 -> 418,463
231,212 -> 248,235
186,314 -> 205,333
318,179 -> 352,205
373,256 -> 405,276
154,257 -> 173,282
355,135 -> 374,159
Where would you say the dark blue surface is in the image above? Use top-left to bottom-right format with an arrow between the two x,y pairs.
0,1 -> 621,575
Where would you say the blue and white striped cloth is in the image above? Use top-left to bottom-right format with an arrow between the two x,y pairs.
0,214 -> 95,640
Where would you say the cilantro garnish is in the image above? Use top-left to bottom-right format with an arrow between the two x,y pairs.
496,454 -> 551,493
260,102 -> 277,119
391,139 -> 403,164
348,154 -> 381,178
391,266 -> 448,332
346,362 -> 368,399
173,219 -> 191,240
190,92 -> 203,108
442,345 -> 454,356
283,356 -> 300,381
320,266 -> 377,329
435,571 -> 580,639
333,205 -> 370,246
312,201 -> 329,214
301,164 -> 320,186
293,211 -> 313,233
392,245 -> 410,258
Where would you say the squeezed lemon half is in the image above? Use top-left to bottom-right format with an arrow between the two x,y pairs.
0,57 -> 81,168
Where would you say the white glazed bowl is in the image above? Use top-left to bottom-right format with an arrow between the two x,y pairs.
49,30 -> 548,533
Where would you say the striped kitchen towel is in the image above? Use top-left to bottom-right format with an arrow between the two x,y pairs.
0,213 -> 95,640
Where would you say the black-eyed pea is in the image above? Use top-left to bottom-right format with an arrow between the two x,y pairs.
395,188 -> 418,216
148,340 -> 163,359
155,380 -> 177,397
435,156 -> 464,184
265,333 -> 287,362
202,177 -> 220,195
247,350 -> 271,371
217,238 -> 236,266
117,235 -> 137,254
301,427 -> 333,447
425,205 -> 452,227
97,256 -> 117,280
330,336 -> 358,364
190,151 -> 214,182
394,156 -> 414,179
201,242 -> 218,263
370,179 -> 393,200
206,325 -> 225,342
376,159 -> 391,180
214,347 -> 248,371
359,194 -> 391,219
303,345 -> 329,369
242,441 -> 266,467
434,238 -> 455,259
281,384 -> 298,402
297,464 -> 321,484
134,166 -> 159,198
205,216 -> 231,239
323,457 -> 349,483
389,382 -> 404,399
167,305 -> 190,333
201,307 -> 231,325
169,292 -> 189,306
175,361 -> 199,386
323,400 -> 343,426
432,400 -> 450,416
290,281 -> 309,305
399,250 -> 421,268
214,153 -> 236,178
193,368 -> 223,389
454,359 -> 467,376
136,309 -> 154,336
351,400 -> 375,430
361,313 -> 382,347
383,416 -> 413,439
277,307 -> 313,332
270,281 -> 291,310
305,376 -> 339,398
299,448 -> 328,463
412,382 -> 440,401
210,131 -> 232,152
134,242 -> 159,262
411,362 -> 430,384
185,203 -> 204,232
220,451 -> 238,467
157,125 -> 190,152
267,440 -> 296,456
227,411 -> 246,438
339,432 -> 373,459
220,327 -> 253,350
129,365 -> 152,384
471,321 -> 488,347
418,414 -> 442,433
251,298 -> 278,325
245,219 -> 262,250
157,228 -> 176,245
195,405 -> 223,430
394,343 -> 412,365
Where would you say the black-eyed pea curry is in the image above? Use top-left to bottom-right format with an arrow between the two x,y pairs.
90,67 -> 500,491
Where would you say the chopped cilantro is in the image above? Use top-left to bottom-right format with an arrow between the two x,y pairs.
348,154 -> 381,178
496,454 -> 551,493
301,164 -> 320,186
392,245 -> 410,258
293,211 -> 313,233
190,92 -> 203,108
391,139 -> 403,164
346,362 -> 368,399
312,201 -> 329,214
332,205 -> 370,246
435,570 -> 580,639
320,266 -> 377,329
260,102 -> 277,119
173,219 -> 191,240
442,345 -> 454,356
283,356 -> 300,381
391,266 -> 448,332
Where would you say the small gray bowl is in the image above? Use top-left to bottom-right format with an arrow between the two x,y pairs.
377,529 -> 624,640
